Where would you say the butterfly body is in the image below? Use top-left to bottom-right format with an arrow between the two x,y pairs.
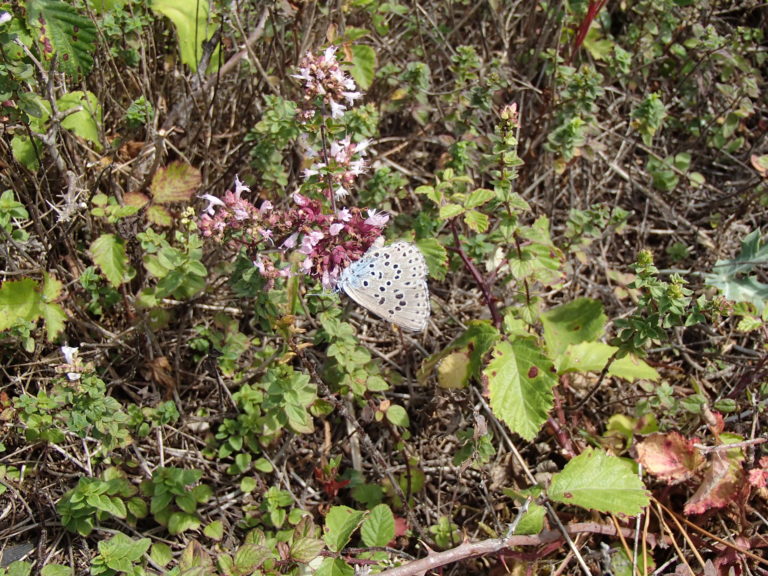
337,241 -> 430,332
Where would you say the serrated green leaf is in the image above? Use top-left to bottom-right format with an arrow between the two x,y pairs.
90,234 -> 129,287
58,91 -> 102,150
0,278 -> 41,331
360,504 -> 395,547
542,298 -> 606,357
348,44 -> 376,90
150,0 -> 213,72
439,203 -> 464,220
485,339 -> 556,441
323,506 -> 365,553
549,448 -> 649,515
465,187 -> 495,209
464,209 -> 489,233
234,543 -> 270,571
415,238 -> 448,281
150,161 -> 202,204
28,0 -> 97,76
290,536 -> 325,563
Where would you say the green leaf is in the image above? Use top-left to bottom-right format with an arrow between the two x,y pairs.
290,535 -> 325,563
11,134 -> 41,171
549,448 -> 649,516
0,278 -> 41,331
348,44 -> 376,90
360,504 -> 395,547
98,532 -> 151,565
705,230 -> 768,311
149,0 -> 214,72
57,91 -> 102,150
465,187 -> 495,209
439,203 -> 464,220
419,321 -> 500,386
7,561 -> 33,576
512,502 -> 546,535
556,341 -> 614,374
40,273 -> 67,340
464,209 -> 489,233
315,557 -> 355,576
484,339 -> 556,441
541,298 -> 606,357
415,238 -> 448,281
90,234 -> 129,287
610,354 -> 659,381
41,565 -> 72,576
150,542 -> 173,567
323,506 -> 365,553
234,544 -> 270,572
385,404 -> 409,427
203,520 -> 224,540
27,0 -> 97,76
168,511 -> 201,535
150,161 -> 202,204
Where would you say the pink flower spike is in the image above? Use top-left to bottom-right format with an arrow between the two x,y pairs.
365,209 -> 390,227
199,194 -> 225,215
337,208 -> 352,222
329,222 -> 345,236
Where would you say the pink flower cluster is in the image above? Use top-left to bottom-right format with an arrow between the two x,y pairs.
198,177 -> 388,289
293,46 -> 362,121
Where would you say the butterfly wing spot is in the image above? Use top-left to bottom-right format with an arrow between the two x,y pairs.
338,241 -> 430,331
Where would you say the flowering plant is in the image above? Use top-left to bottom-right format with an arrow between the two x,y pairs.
198,47 -> 387,291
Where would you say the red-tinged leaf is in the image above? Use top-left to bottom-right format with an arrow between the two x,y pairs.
684,451 -> 744,515
124,191 -> 150,208
393,515 -> 409,538
150,161 -> 201,204
636,432 -> 705,484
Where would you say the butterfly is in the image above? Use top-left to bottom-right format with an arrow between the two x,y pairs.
336,241 -> 430,332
